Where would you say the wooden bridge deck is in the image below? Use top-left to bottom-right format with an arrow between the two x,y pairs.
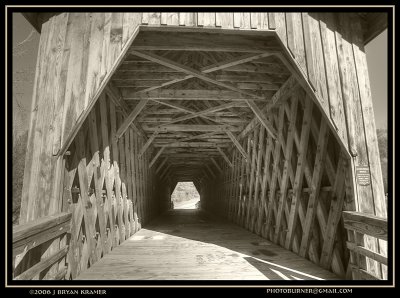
77,209 -> 339,280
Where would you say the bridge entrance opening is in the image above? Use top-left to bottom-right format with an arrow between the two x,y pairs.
171,182 -> 200,210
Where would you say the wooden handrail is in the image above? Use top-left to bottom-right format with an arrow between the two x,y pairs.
342,211 -> 387,241
343,211 -> 388,280
346,241 -> 388,265
13,212 -> 72,256
14,246 -> 69,280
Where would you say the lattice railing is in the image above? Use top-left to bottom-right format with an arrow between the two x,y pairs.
207,89 -> 351,278
12,212 -> 71,280
343,211 -> 388,280
61,91 -> 155,279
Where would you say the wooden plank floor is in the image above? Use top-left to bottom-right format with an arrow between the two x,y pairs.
77,209 -> 339,280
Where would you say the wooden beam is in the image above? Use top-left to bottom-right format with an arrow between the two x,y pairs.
14,246 -> 69,280
149,99 -> 221,123
284,97 -> 313,250
216,146 -> 233,168
160,163 -> 171,179
13,212 -> 71,256
298,120 -> 330,257
272,96 -> 298,243
158,102 -> 246,127
156,142 -> 230,148
346,242 -> 388,266
225,130 -> 249,161
131,50 -> 266,100
210,157 -> 223,173
169,132 -> 220,144
144,124 -> 242,132
156,157 -> 168,174
203,52 -> 274,72
319,154 -> 347,268
205,164 -> 216,179
245,99 -> 277,139
116,99 -> 148,139
342,211 -> 388,241
132,52 -> 274,94
149,146 -> 165,168
105,85 -> 145,137
124,89 -> 266,102
139,131 -> 159,157
131,30 -> 280,53
58,25 -> 141,156
238,75 -> 297,140
348,264 -> 381,280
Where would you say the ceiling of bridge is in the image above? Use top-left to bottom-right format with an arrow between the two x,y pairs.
110,28 -> 294,183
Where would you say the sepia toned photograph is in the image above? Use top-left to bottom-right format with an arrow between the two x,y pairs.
8,6 -> 391,289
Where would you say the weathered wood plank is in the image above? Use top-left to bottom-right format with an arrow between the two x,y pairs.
320,154 -> 347,268
116,99 -> 148,138
52,13 -> 72,156
14,246 -> 69,280
116,114 -> 126,242
124,131 -> 133,228
108,98 -> 119,247
250,13 -> 260,29
129,129 -> 138,233
273,95 -> 298,243
35,13 -> 70,278
23,17 -> 56,222
211,157 -> 223,173
310,12 -> 329,111
131,30 -> 280,53
351,15 -> 387,219
161,12 -> 179,26
141,13 -> 159,25
346,242 -> 387,265
84,13 -> 105,109
226,130 -> 249,160
264,106 -> 285,239
180,13 -> 195,27
318,13 -> 348,146
216,13 -> 233,29
122,13 -> 141,47
273,13 -> 287,46
88,105 -> 107,255
342,211 -> 387,241
150,146 -> 166,168
76,128 -> 97,266
249,125 -> 266,231
246,99 -> 277,139
285,96 -> 313,250
216,146 -> 233,168
286,13 -> 307,76
13,212 -> 71,256
58,13 -> 142,157
19,14 -> 52,223
235,13 -> 249,29
336,13 -> 381,277
200,13 -> 216,27
245,128 -> 259,228
299,120 -> 329,257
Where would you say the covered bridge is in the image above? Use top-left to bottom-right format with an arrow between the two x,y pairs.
12,11 -> 389,281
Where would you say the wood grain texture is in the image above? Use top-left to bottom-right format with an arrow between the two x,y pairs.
18,12 -> 385,281
77,210 -> 338,280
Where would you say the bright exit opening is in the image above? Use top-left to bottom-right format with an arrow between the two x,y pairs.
171,182 -> 200,210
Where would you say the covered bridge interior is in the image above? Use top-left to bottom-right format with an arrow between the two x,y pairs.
12,12 -> 389,282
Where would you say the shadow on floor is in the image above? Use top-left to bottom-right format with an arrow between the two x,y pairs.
140,209 -> 338,281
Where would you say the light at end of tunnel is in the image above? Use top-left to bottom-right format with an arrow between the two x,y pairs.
171,181 -> 200,210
